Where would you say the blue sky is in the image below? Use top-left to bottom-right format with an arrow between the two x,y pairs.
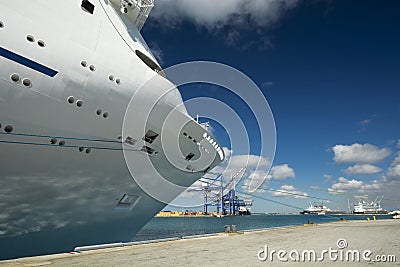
142,0 -> 400,212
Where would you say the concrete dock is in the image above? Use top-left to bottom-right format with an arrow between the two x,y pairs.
1,219 -> 399,266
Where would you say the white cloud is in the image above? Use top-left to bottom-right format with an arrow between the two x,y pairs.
331,177 -> 364,191
359,180 -> 381,192
387,154 -> 400,181
268,164 -> 295,180
222,147 -> 232,160
213,148 -> 272,193
229,154 -> 271,170
214,148 -> 270,175
272,184 -> 308,199
387,165 -> 400,180
344,164 -> 382,175
178,180 -> 204,198
242,170 -> 270,194
151,0 -> 300,48
328,188 -> 345,195
332,143 -> 391,164
152,0 -> 243,27
239,163 -> 295,194
152,0 -> 299,28
329,177 -> 382,194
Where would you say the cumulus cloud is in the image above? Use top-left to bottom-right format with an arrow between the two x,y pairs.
387,153 -> 400,181
212,148 -> 272,193
359,180 -> 382,192
272,184 -> 308,199
187,147 -> 295,195
331,177 -> 364,191
178,180 -> 205,198
267,164 -> 295,180
332,143 -> 391,164
344,164 -> 382,175
152,0 -> 299,27
328,177 -> 382,194
241,170 -> 270,194
150,0 -> 300,48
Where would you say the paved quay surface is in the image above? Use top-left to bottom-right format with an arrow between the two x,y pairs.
1,219 -> 399,266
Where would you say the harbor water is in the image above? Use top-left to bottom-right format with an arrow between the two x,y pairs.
131,214 -> 392,242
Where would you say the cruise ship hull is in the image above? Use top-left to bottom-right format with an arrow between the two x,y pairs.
0,0 -> 223,260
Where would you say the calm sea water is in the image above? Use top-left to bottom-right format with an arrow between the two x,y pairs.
132,214 -> 392,241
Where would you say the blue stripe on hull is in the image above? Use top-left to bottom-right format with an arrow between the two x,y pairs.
0,47 -> 58,77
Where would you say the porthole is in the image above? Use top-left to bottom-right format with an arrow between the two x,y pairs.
4,125 -> 13,133
67,96 -> 75,104
10,73 -> 20,82
79,147 -> 84,152
81,61 -> 87,67
96,109 -> 102,115
109,75 -> 114,81
85,148 -> 91,153
89,65 -> 95,71
22,78 -> 31,87
116,78 -> 121,84
59,140 -> 65,146
76,100 -> 83,107
37,40 -> 45,47
103,112 -> 109,118
183,132 -> 187,136
0,21 -> 4,28
50,138 -> 57,144
26,35 -> 35,42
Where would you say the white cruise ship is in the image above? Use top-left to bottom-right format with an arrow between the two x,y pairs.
300,203 -> 332,215
353,196 -> 388,214
0,0 -> 223,260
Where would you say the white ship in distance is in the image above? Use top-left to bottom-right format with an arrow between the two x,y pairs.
353,196 -> 388,214
0,0 -> 223,260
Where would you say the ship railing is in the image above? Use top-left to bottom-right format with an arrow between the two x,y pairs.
134,0 -> 154,31
109,0 -> 154,31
